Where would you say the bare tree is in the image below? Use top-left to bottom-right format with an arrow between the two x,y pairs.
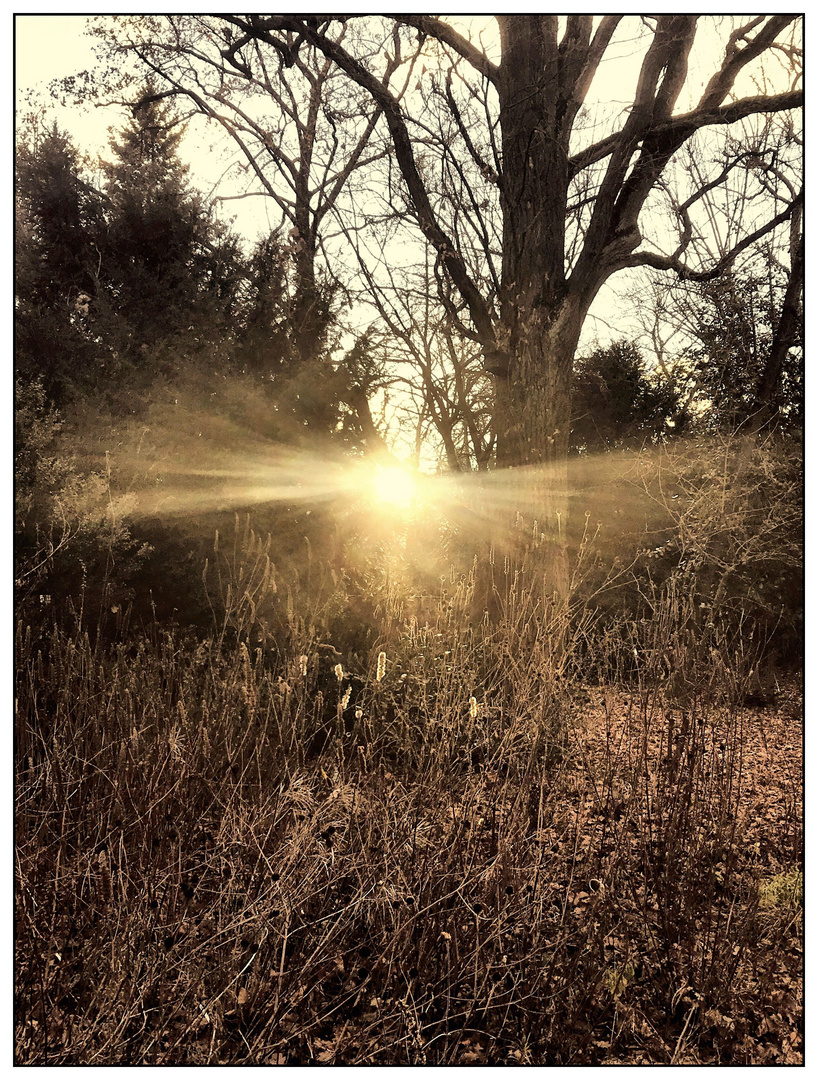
624,106 -> 802,432
338,227 -> 493,471
95,16 -> 801,462
207,17 -> 799,460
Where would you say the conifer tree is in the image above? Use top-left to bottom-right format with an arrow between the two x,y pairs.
98,86 -> 241,358
15,122 -> 105,397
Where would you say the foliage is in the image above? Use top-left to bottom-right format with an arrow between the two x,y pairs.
15,122 -> 104,309
570,340 -> 687,452
235,231 -> 338,375
685,270 -> 803,431
16,103 -> 369,454
14,378 -> 151,629
98,89 -> 246,358
15,123 -> 107,399
15,105 -> 245,407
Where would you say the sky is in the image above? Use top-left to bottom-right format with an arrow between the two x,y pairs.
15,15 -> 802,360
14,15 -> 280,240
16,16 -> 112,154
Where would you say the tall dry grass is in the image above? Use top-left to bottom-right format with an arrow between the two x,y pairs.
15,435 -> 802,1064
12,432 -> 799,1062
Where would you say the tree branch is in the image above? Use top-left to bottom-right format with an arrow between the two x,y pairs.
698,15 -> 799,110
242,16 -> 502,361
617,190 -> 801,281
395,15 -> 500,86
569,89 -> 802,179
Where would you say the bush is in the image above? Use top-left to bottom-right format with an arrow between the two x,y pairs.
628,432 -> 803,664
15,377 -> 150,631
571,340 -> 686,452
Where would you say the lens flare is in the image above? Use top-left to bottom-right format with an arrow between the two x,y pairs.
371,465 -> 416,507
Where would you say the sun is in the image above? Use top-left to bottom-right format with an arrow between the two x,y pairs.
371,464 -> 416,508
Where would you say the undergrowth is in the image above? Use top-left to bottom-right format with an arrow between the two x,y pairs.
15,498 -> 802,1064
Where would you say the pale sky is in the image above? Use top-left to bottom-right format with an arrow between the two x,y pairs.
16,15 -> 97,84
14,14 -> 801,351
15,15 -> 278,239
16,17 -> 109,150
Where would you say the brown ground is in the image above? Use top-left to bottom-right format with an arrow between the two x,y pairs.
15,667 -> 802,1065
549,676 -> 804,1065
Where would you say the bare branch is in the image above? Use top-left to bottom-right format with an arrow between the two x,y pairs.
619,190 -> 801,281
569,89 -> 802,179
253,17 -> 502,358
698,15 -> 799,110
394,15 -> 500,86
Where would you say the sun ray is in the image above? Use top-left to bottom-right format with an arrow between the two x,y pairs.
371,465 -> 416,508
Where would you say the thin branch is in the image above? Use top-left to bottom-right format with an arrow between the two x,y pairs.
394,15 -> 500,86
619,190 -> 801,281
569,89 -> 802,179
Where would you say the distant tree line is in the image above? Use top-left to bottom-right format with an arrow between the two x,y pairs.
16,88 -> 388,451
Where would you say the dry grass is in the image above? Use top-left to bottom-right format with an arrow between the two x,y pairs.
15,535 -> 802,1064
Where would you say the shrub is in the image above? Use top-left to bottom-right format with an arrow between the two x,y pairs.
15,377 -> 150,631
630,432 -> 802,662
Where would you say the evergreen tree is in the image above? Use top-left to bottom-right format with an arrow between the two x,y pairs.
16,122 -> 103,307
686,270 -> 803,431
570,340 -> 685,453
16,101 -> 246,404
232,229 -> 344,445
15,122 -> 106,398
98,87 -> 241,358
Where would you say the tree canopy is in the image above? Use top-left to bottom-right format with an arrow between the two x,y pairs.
82,15 -> 801,468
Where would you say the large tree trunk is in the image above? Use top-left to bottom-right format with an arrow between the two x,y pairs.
494,304 -> 583,471
496,16 -> 571,467
492,309 -> 583,601
490,18 -> 591,599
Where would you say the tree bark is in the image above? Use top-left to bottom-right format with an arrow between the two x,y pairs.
495,17 -> 570,465
483,19 -> 575,596
491,311 -> 582,600
752,231 -> 803,428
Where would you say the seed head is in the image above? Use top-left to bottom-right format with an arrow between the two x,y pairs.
97,849 -> 112,903
376,651 -> 387,682
334,663 -> 344,681
469,696 -> 479,720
